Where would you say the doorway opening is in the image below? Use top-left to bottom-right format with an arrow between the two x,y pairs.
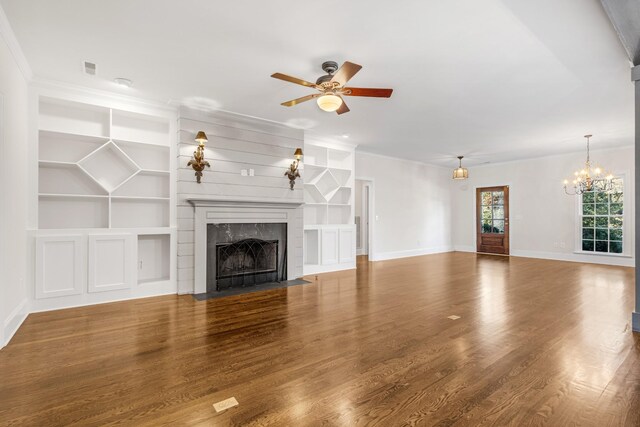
355,179 -> 373,263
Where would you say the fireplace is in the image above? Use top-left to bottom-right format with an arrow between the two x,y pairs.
207,223 -> 287,292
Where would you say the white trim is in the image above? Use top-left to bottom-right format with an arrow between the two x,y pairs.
373,246 -> 454,262
32,78 -> 177,115
510,249 -> 634,267
303,263 -> 356,275
355,176 -> 376,261
2,298 -> 28,348
0,4 -> 32,80
454,245 -> 476,252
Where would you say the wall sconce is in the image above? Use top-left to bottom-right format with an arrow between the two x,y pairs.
187,131 -> 210,183
284,148 -> 303,190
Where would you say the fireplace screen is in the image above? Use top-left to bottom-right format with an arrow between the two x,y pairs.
216,238 -> 279,290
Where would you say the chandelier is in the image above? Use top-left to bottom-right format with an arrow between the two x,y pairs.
563,134 -> 613,195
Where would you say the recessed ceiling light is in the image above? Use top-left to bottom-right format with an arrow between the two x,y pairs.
114,77 -> 133,88
342,133 -> 350,138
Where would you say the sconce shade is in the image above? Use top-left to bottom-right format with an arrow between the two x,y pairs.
316,94 -> 343,112
195,131 -> 208,144
294,148 -> 303,160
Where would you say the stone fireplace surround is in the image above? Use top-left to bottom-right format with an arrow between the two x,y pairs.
188,198 -> 303,294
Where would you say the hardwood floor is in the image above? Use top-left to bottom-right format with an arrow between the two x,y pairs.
1,252 -> 639,426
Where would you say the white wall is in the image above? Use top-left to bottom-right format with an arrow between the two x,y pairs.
355,152 -> 452,260
451,146 -> 635,266
0,18 -> 29,346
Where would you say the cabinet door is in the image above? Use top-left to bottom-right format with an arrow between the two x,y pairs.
35,235 -> 84,299
321,229 -> 339,265
88,234 -> 135,292
339,227 -> 355,263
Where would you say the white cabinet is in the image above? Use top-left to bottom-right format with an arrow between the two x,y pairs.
88,234 -> 135,293
303,225 -> 356,274
321,229 -> 339,265
35,235 -> 84,299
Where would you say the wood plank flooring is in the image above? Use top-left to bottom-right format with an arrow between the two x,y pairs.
1,252 -> 639,426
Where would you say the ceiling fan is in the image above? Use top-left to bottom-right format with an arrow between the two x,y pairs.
271,61 -> 393,115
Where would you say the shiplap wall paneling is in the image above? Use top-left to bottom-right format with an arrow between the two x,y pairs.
88,234 -> 134,293
35,235 -> 83,299
176,108 -> 304,293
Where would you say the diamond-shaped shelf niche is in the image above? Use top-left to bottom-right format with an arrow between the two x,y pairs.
79,141 -> 139,193
305,184 -> 326,204
314,170 -> 340,199
303,164 -> 325,184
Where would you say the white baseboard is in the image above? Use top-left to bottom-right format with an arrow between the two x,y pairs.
303,262 -> 356,276
2,298 -> 29,349
453,245 -> 475,253
371,246 -> 453,261
510,249 -> 634,267
30,289 -> 177,314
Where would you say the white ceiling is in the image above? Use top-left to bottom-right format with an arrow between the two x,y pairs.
1,0 -> 634,166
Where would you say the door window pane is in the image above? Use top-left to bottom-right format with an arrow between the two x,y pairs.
482,206 -> 492,220
493,220 -> 505,233
492,192 -> 504,205
492,206 -> 504,220
482,192 -> 492,205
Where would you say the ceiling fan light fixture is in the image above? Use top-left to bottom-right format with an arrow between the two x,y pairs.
316,94 -> 343,112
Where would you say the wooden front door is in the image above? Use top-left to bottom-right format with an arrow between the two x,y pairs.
476,186 -> 509,255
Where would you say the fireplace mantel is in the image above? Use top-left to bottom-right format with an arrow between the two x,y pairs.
187,197 -> 304,209
189,197 -> 303,294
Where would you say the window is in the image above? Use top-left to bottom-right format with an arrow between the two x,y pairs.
579,178 -> 623,254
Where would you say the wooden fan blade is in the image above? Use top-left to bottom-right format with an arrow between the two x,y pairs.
281,93 -> 320,107
343,87 -> 393,98
336,98 -> 350,115
271,73 -> 317,88
330,61 -> 362,86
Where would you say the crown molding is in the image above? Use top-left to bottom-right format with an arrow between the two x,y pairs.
0,4 -> 33,81
31,77 -> 178,115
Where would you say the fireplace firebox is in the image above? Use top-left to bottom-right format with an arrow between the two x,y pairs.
207,223 -> 287,292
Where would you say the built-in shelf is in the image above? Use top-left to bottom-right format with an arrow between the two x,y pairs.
303,142 -> 355,275
37,97 -> 172,230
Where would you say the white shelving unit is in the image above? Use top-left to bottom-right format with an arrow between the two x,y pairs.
38,98 -> 170,230
33,93 -> 176,310
303,142 -> 356,275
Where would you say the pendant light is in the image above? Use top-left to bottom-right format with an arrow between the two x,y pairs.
453,156 -> 469,180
